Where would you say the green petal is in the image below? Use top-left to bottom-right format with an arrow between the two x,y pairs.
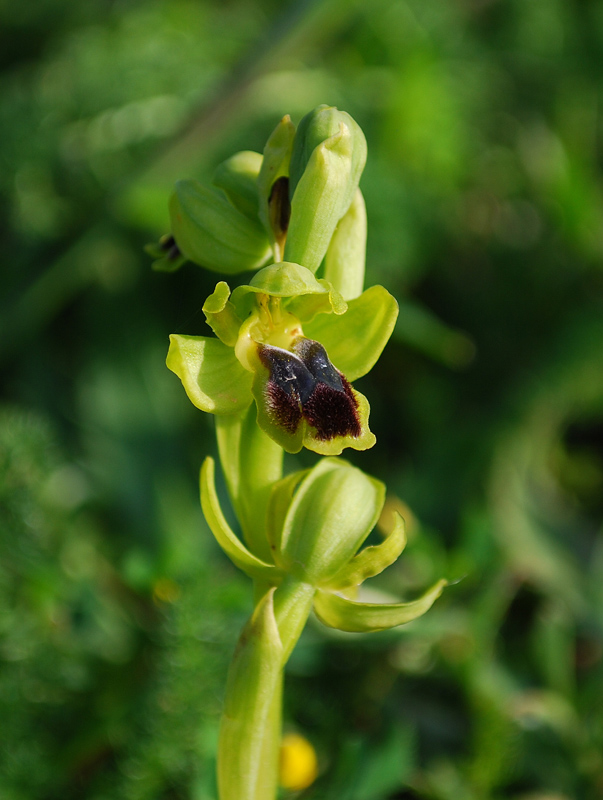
289,105 -> 367,202
304,285 -> 398,381
202,281 -> 242,347
324,512 -> 406,590
230,262 -> 346,322
287,278 -> 346,322
167,334 -> 253,415
302,389 -> 376,457
313,579 -> 447,633
200,458 -> 282,580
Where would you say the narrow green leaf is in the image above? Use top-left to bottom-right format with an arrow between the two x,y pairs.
314,579 -> 447,632
200,457 -> 282,580
325,512 -> 407,590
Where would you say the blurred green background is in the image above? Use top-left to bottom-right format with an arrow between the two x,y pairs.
1,0 -> 603,798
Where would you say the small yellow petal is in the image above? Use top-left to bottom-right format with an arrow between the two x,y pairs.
279,733 -> 318,791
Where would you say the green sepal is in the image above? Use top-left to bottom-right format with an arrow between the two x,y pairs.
304,285 -> 398,382
230,262 -> 346,321
218,588 -> 283,800
170,179 -> 271,274
313,579 -> 448,633
203,281 -> 242,347
200,457 -> 282,579
324,188 -> 367,300
166,334 -> 253,415
265,469 -> 309,559
324,512 -> 406,590
279,458 -> 385,585
212,150 -> 263,220
257,115 -> 296,260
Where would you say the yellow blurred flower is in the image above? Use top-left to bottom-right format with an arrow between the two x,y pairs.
279,732 -> 318,791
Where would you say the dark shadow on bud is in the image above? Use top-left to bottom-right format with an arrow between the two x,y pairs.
159,234 -> 176,251
269,176 -> 291,254
259,339 -> 361,442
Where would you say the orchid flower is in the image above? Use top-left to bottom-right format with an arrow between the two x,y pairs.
167,261 -> 398,456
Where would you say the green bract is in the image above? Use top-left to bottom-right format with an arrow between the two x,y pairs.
167,262 -> 398,456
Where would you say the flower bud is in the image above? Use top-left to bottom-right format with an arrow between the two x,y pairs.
257,115 -> 296,261
288,105 -> 366,199
284,105 -> 367,273
169,179 -> 271,274
276,458 -> 385,586
212,150 -> 263,221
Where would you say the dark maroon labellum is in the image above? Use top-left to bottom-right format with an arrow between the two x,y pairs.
259,339 -> 361,441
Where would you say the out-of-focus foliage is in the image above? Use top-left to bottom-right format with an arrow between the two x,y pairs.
1,0 -> 602,798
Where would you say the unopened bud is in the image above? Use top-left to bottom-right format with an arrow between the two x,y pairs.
212,150 -> 262,221
276,458 -> 384,586
284,105 -> 367,273
169,179 -> 271,274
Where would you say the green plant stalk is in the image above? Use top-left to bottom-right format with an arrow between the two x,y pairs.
217,577 -> 315,800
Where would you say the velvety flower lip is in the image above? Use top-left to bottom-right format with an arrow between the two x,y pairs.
167,262 -> 399,456
259,339 -> 361,443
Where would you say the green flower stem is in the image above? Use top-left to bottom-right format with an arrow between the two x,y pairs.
215,405 -> 283,563
218,579 -> 315,800
272,575 -> 316,660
